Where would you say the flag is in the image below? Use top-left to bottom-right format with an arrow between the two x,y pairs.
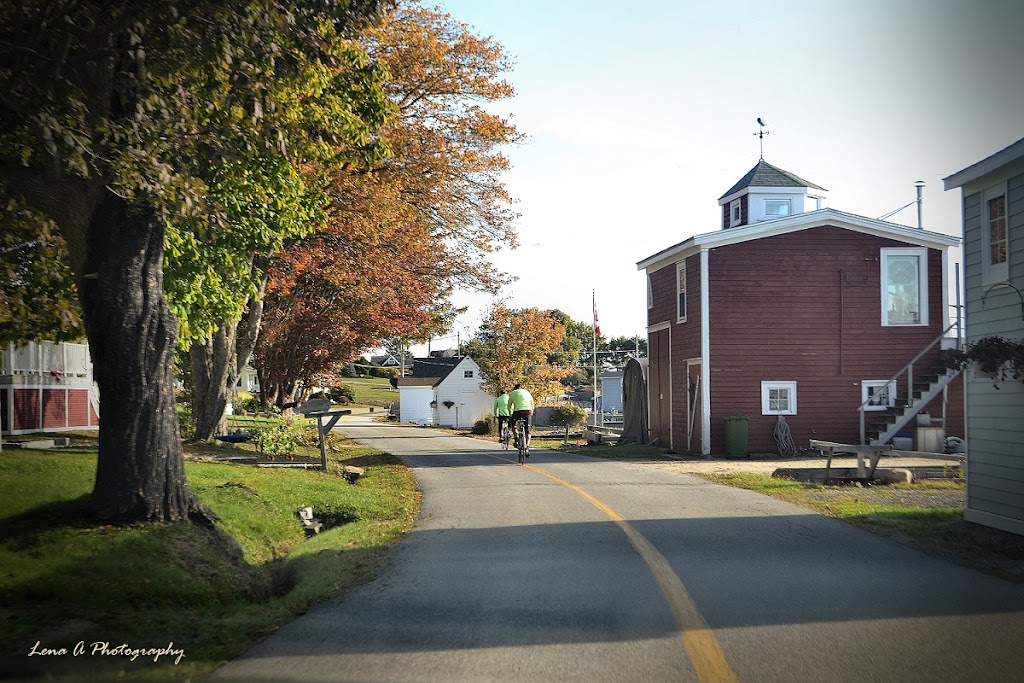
593,303 -> 601,337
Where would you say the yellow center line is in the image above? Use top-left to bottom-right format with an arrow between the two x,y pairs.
485,451 -> 737,682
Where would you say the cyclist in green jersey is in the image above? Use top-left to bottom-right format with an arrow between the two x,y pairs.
507,383 -> 535,452
493,389 -> 511,442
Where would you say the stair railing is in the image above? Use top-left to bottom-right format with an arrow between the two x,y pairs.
858,318 -> 962,445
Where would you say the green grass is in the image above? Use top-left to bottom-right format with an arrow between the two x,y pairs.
343,376 -> 399,407
0,441 -> 420,681
691,472 -> 1024,582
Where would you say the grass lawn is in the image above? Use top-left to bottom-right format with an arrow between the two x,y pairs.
0,438 -> 420,681
688,472 -> 1024,583
343,376 -> 399,407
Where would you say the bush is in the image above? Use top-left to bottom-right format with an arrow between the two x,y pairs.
340,364 -> 358,378
551,403 -> 588,443
234,390 -> 258,413
472,416 -> 496,435
370,366 -> 400,380
250,417 -> 304,456
329,385 -> 356,404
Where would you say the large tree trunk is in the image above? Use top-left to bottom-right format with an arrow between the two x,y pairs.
81,195 -> 211,524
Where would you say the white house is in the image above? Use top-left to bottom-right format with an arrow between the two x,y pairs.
396,356 -> 492,428
944,137 -> 1024,536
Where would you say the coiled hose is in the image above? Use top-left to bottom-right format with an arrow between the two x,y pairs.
774,415 -> 797,456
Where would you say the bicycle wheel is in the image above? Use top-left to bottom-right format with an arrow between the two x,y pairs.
501,422 -> 510,450
516,421 -> 526,465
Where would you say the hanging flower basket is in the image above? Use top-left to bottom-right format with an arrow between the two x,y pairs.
443,400 -> 455,409
948,336 -> 1024,386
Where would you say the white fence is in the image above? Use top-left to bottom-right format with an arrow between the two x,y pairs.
1,341 -> 92,379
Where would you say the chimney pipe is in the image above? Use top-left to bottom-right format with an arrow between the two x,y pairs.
914,180 -> 925,229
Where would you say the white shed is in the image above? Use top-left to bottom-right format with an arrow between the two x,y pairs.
396,356 -> 492,429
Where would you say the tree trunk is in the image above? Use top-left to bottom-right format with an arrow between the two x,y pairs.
81,195 -> 211,524
189,326 -> 236,442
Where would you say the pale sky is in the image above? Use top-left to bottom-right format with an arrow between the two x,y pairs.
413,0 -> 1024,354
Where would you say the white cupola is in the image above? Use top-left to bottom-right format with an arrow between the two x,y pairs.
718,159 -> 828,229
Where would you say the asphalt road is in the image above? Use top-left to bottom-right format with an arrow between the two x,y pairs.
209,417 -> 1024,682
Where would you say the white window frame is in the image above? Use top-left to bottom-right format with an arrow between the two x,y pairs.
764,198 -> 791,218
647,275 -> 653,309
880,247 -> 929,327
761,381 -> 797,416
861,380 -> 896,412
982,182 -> 1010,285
730,199 -> 742,227
676,261 -> 687,323
464,370 -> 474,378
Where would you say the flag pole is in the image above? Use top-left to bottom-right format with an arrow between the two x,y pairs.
592,289 -> 598,427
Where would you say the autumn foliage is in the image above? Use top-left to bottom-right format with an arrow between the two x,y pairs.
254,1 -> 521,403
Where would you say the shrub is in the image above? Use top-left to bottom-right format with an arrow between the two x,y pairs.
472,416 -> 496,435
340,364 -> 358,378
234,390 -> 258,413
250,417 -> 304,456
551,403 -> 588,443
329,385 -> 356,404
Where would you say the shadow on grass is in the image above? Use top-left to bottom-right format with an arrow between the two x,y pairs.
0,495 -> 392,681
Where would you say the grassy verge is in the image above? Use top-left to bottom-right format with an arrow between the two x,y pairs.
690,472 -> 1024,583
0,439 -> 420,681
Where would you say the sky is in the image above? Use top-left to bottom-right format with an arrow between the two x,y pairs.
409,0 -> 1024,355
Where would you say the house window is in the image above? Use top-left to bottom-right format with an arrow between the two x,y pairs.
984,185 -> 1010,284
861,380 -> 896,411
764,199 -> 791,218
676,261 -> 687,322
881,248 -> 928,326
730,199 -> 741,227
647,275 -> 653,309
761,381 -> 797,415
464,370 -> 474,378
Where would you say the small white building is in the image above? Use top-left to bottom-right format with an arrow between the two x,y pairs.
396,356 -> 492,428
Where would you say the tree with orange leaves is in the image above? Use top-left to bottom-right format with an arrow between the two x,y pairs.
251,0 -> 521,407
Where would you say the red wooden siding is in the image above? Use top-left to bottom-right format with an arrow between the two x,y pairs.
67,390 -> 90,426
13,389 -> 40,431
720,195 -> 749,229
704,227 -> 961,453
42,390 -> 66,429
0,390 -> 6,433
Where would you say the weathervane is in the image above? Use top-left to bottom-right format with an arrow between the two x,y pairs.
753,117 -> 769,159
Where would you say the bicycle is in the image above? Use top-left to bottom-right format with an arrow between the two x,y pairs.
499,418 -> 511,450
513,416 -> 528,465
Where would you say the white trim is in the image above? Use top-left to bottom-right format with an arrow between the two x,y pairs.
881,247 -> 929,327
719,185 -> 816,205
943,137 -> 1024,190
647,321 -> 670,334
636,207 -> 959,273
676,260 -> 687,323
761,381 -> 797,415
647,274 -> 653,309
861,379 -> 897,411
700,248 -> 711,456
729,199 -> 741,227
964,507 -> 1024,537
981,182 -> 1010,286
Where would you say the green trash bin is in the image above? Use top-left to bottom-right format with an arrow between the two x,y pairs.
724,414 -> 749,458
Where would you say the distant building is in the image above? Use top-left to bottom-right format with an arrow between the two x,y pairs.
396,357 -> 491,428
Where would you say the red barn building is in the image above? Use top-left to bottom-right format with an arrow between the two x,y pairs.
637,160 -> 963,455
1,341 -> 99,435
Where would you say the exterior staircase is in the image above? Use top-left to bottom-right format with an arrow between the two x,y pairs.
864,367 -> 961,446
858,320 -> 962,447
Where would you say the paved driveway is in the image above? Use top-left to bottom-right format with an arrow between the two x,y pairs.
209,418 -> 1024,682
